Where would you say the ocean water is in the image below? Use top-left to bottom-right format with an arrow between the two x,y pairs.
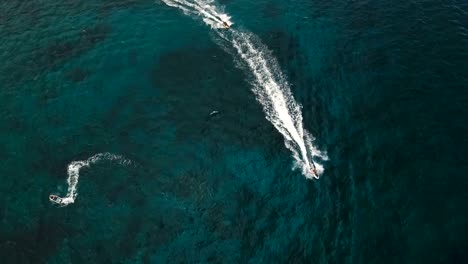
0,0 -> 467,263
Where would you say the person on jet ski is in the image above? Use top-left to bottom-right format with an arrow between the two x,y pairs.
49,194 -> 63,205
310,163 -> 318,177
311,168 -> 317,175
223,21 -> 230,29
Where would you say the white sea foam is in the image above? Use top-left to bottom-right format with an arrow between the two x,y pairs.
161,0 -> 328,178
49,153 -> 132,206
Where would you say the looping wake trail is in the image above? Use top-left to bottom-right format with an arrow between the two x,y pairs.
49,153 -> 132,206
162,0 -> 328,179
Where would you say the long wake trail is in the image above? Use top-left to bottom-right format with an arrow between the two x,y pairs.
161,0 -> 328,179
49,153 -> 132,206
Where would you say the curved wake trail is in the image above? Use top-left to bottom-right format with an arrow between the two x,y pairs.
49,153 -> 132,206
161,0 -> 328,179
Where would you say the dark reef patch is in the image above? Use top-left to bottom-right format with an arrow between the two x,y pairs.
38,23 -> 111,68
0,215 -> 72,263
1,23 -> 111,89
66,67 -> 90,83
80,23 -> 112,45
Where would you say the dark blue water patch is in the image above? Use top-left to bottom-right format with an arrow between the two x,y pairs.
100,0 -> 153,11
0,196 -> 91,264
262,30 -> 301,65
65,67 -> 91,83
322,4 -> 467,264
262,2 -> 282,18
218,0 -> 234,5
97,0 -> 155,18
0,1 -> 46,35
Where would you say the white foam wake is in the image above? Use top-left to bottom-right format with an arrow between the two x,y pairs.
49,153 -> 132,206
161,0 -> 328,178
162,0 -> 233,29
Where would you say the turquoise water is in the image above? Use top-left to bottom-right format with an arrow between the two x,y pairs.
1,0 -> 467,263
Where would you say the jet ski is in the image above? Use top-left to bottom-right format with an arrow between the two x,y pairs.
222,22 -> 230,29
49,194 -> 64,205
